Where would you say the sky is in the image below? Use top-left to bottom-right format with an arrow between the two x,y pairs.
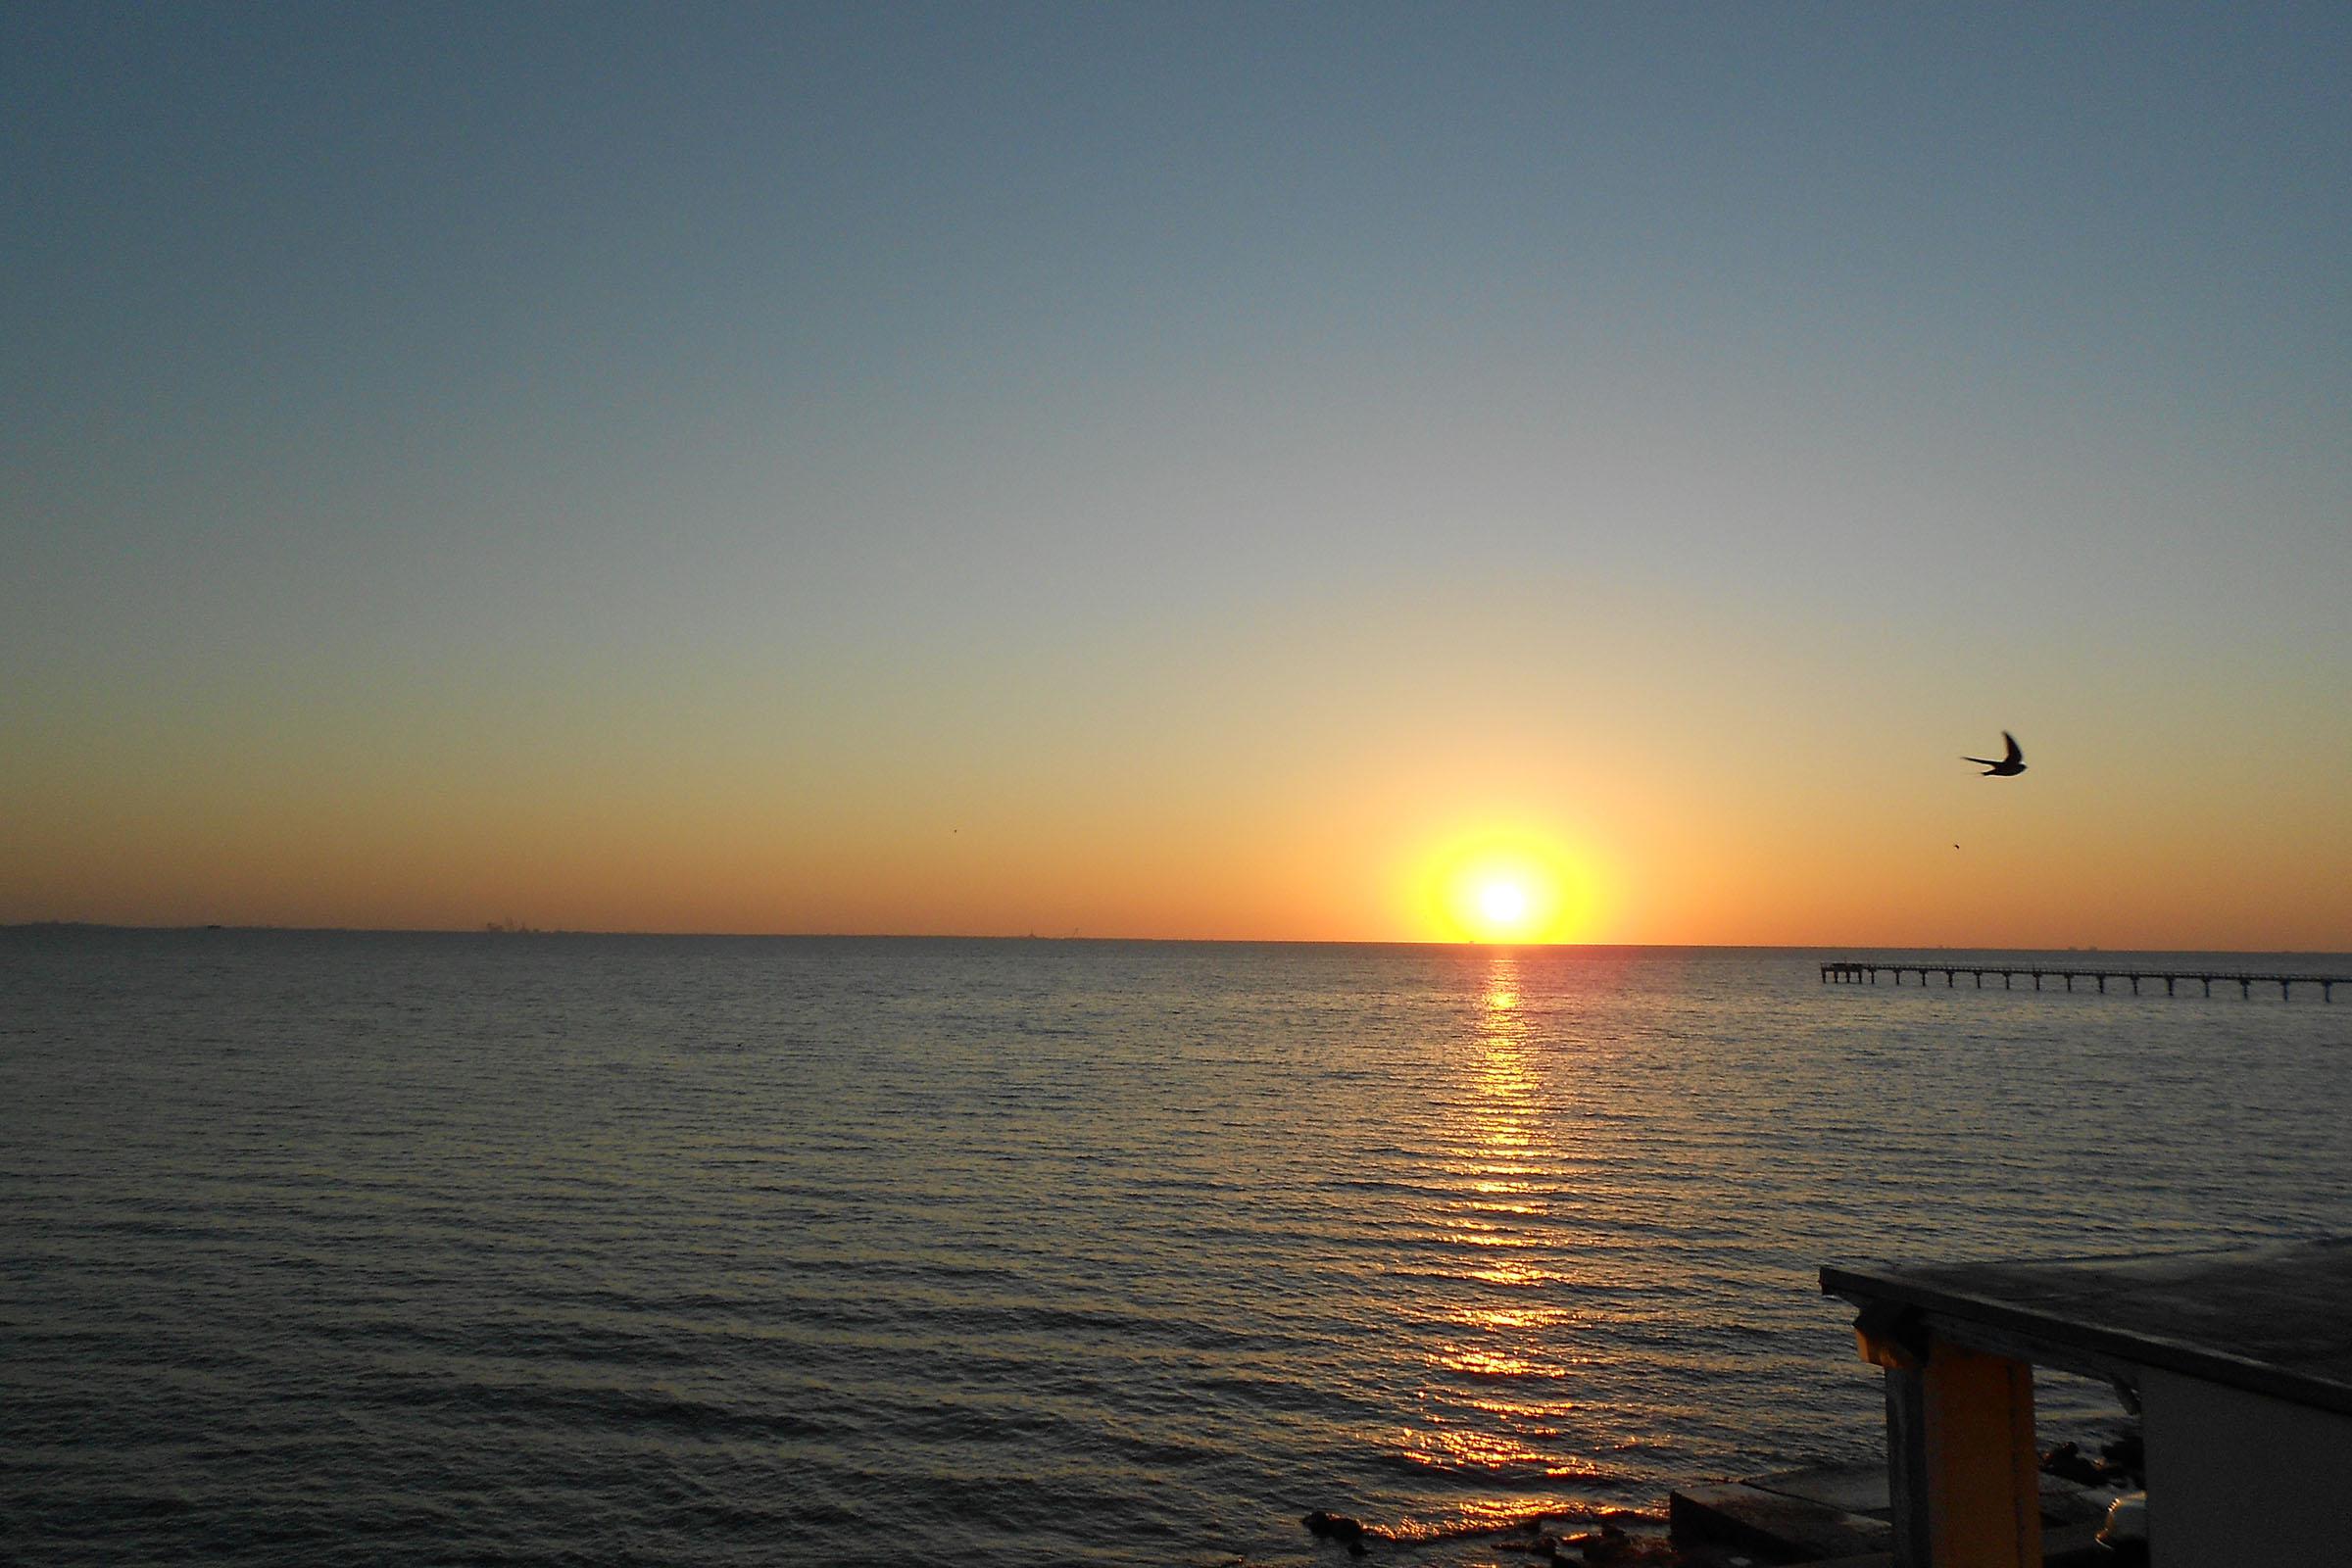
4,2 -> 2348,948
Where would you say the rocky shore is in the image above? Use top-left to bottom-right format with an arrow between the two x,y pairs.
1295,1424 -> 2141,1567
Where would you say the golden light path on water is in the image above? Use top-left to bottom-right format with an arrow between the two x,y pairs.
1383,952 -> 1626,1542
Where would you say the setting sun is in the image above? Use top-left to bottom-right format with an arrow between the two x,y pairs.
1459,866 -> 1549,943
1477,877 -> 1531,931
1411,827 -> 1601,944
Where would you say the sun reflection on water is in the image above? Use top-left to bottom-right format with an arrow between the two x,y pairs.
1385,953 -> 1616,1534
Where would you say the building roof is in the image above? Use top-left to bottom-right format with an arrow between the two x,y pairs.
1821,1236 -> 2352,1417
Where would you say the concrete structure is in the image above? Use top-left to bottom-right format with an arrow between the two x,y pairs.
1668,1464 -> 2117,1564
1823,1238 -> 2352,1567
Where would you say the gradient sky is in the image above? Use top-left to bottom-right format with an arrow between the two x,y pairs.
5,3 -> 2348,947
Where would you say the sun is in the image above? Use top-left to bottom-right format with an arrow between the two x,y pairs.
1407,824 -> 1600,944
1476,876 -> 1531,932
1459,866 -> 1545,943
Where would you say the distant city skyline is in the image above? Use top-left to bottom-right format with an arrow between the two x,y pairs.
5,3 -> 2347,949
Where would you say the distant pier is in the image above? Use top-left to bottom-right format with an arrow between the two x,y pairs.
1822,960 -> 2344,1001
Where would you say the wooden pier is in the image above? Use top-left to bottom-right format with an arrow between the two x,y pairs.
1822,960 -> 2344,1001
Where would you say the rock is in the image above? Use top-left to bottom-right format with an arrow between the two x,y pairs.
1576,1522 -> 1632,1562
2097,1493 -> 2148,1564
1301,1510 -> 1369,1555
2039,1441 -> 2105,1486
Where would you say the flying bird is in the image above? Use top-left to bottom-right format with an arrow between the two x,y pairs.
1964,731 -> 2027,777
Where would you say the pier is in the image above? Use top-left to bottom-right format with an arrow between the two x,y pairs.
1822,960 -> 2343,1001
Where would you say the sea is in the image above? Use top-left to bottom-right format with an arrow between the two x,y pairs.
4,930 -> 2348,1566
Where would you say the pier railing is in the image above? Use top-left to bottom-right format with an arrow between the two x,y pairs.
1821,960 -> 2343,1001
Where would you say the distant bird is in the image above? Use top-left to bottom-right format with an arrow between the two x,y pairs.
1964,731 -> 2027,777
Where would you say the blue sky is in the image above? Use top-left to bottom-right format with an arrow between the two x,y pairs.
5,3 -> 2348,941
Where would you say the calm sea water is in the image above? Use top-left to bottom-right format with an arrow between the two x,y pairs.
4,932 -> 2348,1565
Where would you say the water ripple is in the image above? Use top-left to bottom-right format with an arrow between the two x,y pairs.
4,932 -> 2348,1565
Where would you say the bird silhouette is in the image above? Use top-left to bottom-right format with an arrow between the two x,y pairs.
1964,731 -> 2027,776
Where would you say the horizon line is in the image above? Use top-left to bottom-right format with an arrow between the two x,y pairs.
4,921 -> 2346,957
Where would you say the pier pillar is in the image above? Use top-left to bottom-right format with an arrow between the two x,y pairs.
2097,976 -> 2106,993
2203,979 -> 2212,997
2033,973 -> 2040,990
2241,980 -> 2251,999
1857,1320 -> 2040,1568
2166,977 -> 2176,996
2129,976 -> 2137,995
2064,975 -> 2073,991
2281,980 -> 2292,1000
